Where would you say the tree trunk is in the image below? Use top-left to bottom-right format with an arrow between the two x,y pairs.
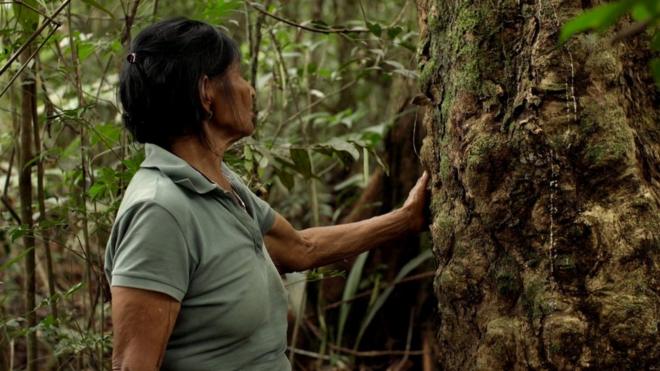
19,46 -> 37,371
416,0 -> 659,370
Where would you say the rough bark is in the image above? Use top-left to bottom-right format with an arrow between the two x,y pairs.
416,0 -> 659,369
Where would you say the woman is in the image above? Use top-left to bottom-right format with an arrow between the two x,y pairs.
105,17 -> 429,371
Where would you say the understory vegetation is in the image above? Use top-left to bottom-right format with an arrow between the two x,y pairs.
0,1 -> 433,370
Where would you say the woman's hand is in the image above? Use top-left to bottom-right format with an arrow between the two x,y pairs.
402,171 -> 430,232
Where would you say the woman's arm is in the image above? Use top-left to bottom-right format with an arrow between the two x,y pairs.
111,287 -> 180,371
265,172 -> 429,272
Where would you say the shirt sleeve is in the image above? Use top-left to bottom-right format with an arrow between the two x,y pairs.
105,202 -> 191,302
223,165 -> 276,235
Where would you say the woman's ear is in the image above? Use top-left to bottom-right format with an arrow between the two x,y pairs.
199,75 -> 214,115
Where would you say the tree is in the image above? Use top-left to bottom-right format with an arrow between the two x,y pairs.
416,0 -> 659,369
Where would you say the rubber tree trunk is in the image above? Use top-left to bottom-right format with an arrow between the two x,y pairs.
416,0 -> 659,369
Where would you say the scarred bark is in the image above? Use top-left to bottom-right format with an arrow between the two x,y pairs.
416,0 -> 659,369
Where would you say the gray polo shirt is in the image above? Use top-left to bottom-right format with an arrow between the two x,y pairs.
104,143 -> 291,370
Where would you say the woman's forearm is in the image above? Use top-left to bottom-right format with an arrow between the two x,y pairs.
299,208 -> 412,269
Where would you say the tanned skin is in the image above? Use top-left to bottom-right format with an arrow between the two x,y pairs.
111,287 -> 180,370
111,62 -> 430,370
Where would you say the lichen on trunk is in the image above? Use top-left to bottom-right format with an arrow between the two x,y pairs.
416,0 -> 659,369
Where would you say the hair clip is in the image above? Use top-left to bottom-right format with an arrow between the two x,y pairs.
127,52 -> 137,64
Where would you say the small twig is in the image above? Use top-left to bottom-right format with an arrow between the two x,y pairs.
387,0 -> 410,28
2,124 -> 21,225
247,2 -> 367,34
1,196 -> 21,224
121,0 -> 142,45
287,347 -> 333,361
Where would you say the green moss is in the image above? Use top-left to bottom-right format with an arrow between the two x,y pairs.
439,154 -> 451,181
522,279 -> 547,320
584,141 -> 628,168
467,135 -> 498,169
579,98 -> 633,170
493,254 -> 521,300
419,57 -> 438,87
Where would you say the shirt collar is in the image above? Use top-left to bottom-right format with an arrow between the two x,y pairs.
140,143 -> 226,195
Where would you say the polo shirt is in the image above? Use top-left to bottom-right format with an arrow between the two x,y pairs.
104,143 -> 291,370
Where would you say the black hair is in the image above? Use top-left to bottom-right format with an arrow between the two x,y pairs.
119,17 -> 240,148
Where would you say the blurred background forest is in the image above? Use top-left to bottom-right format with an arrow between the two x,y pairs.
0,0 -> 434,370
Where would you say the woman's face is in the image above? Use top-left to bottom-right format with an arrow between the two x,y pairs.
207,62 -> 256,140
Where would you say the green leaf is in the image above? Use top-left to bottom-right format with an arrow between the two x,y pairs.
354,249 -> 433,349
77,41 -> 95,62
202,0 -> 242,20
82,0 -> 115,19
366,22 -> 382,37
324,138 -> 360,160
277,170 -> 294,189
13,0 -> 39,32
90,123 -> 121,146
631,3 -> 652,21
289,147 -> 312,177
88,182 -> 106,200
337,251 -> 369,347
387,26 -> 403,39
560,0 -> 635,43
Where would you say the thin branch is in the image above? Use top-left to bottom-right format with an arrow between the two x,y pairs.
0,0 -> 69,78
1,195 -> 21,224
286,347 -> 333,361
247,2 -> 367,34
121,0 -> 142,45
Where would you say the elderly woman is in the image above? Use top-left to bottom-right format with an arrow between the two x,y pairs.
105,17 -> 428,371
